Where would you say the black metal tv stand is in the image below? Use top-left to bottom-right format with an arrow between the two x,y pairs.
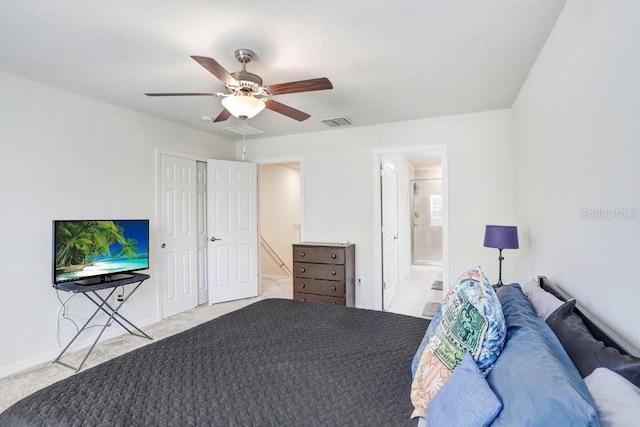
52,273 -> 152,372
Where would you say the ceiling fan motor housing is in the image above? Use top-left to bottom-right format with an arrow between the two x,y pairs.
229,71 -> 263,94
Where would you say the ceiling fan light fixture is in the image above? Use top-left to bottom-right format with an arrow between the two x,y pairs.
221,92 -> 265,120
147,51 -> 333,123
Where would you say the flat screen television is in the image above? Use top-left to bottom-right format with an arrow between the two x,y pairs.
52,219 -> 150,285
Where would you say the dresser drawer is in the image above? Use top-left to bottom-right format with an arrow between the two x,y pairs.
293,246 -> 345,264
294,292 -> 346,306
293,278 -> 345,297
293,262 -> 345,281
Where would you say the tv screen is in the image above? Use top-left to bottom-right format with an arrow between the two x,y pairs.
53,219 -> 150,285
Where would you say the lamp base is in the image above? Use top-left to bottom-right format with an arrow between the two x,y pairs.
494,249 -> 505,290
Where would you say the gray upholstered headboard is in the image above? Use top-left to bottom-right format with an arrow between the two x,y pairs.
538,276 -> 639,357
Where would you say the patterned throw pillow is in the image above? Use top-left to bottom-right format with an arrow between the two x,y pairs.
410,268 -> 506,419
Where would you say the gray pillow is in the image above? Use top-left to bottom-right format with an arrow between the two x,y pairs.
546,302 -> 640,387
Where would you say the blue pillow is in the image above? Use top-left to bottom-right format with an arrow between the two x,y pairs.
427,352 -> 502,427
411,303 -> 442,378
487,285 -> 599,426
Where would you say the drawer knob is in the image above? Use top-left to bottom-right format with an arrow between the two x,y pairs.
331,286 -> 337,291
300,283 -> 306,289
331,253 -> 337,259
331,270 -> 336,275
332,302 -> 337,305
301,267 -> 306,273
300,251 -> 305,257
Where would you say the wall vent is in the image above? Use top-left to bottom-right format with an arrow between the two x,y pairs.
321,117 -> 353,127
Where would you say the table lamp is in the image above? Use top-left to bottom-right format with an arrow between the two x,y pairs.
483,225 -> 519,288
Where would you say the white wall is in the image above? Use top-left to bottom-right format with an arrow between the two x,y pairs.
415,167 -> 442,181
237,109 -> 520,310
0,71 -> 235,376
258,163 -> 300,276
513,0 -> 640,347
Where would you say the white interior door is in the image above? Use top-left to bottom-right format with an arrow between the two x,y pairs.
159,154 -> 198,318
196,161 -> 208,304
381,159 -> 400,310
207,159 -> 258,303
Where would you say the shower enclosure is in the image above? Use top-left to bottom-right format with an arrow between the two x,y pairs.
411,179 -> 443,266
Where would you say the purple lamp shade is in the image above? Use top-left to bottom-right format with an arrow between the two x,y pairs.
484,225 -> 519,250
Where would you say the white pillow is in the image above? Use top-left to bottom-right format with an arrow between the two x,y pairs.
584,367 -> 640,426
520,278 -> 564,320
520,277 -> 539,293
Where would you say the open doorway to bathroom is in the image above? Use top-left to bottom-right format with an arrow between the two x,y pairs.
383,150 -> 444,318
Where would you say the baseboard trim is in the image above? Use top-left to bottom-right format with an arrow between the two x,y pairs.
0,315 -> 159,380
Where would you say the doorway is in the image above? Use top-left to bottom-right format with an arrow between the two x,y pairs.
374,147 -> 447,315
257,162 -> 301,295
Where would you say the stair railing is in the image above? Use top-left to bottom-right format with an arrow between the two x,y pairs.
260,236 -> 292,276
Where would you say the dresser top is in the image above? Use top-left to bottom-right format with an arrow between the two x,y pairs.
294,242 -> 354,248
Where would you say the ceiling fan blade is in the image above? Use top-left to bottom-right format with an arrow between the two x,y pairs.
266,77 -> 333,95
213,109 -> 231,122
145,92 -> 225,97
265,99 -> 311,121
191,55 -> 237,86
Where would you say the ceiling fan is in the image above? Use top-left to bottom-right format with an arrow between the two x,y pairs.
145,48 -> 333,122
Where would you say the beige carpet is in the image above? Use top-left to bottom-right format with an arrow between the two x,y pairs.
0,277 -> 292,413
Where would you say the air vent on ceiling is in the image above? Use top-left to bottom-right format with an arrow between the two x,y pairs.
321,117 -> 353,127
222,124 -> 266,136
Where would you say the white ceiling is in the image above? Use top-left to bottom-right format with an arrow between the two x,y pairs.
0,0 -> 566,141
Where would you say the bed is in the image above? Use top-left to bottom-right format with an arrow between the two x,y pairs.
1,276 -> 638,426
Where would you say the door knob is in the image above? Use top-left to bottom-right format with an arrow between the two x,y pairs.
210,236 -> 222,242
161,243 -> 166,248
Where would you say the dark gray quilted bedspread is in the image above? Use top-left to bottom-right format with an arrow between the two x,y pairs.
0,299 -> 428,426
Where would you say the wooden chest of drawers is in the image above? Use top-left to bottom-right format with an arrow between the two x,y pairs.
292,243 -> 355,307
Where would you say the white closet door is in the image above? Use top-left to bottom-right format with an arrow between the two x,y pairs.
196,161 -> 209,305
159,154 -> 198,318
206,159 -> 258,303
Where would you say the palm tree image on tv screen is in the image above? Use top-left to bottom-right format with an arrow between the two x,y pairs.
54,220 -> 149,283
